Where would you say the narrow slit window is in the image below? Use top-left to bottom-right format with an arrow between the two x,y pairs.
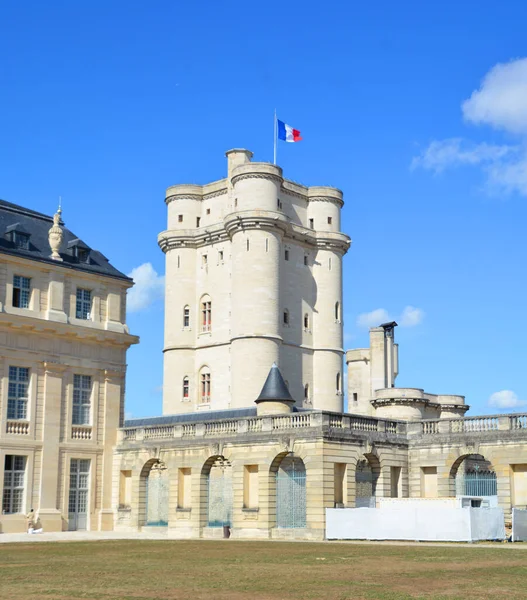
304,313 -> 309,330
285,249 -> 289,261
309,218 -> 314,229
327,216 -> 332,224
178,214 -> 183,223
183,377 -> 189,399
283,310 -> 289,325
196,217 -> 201,228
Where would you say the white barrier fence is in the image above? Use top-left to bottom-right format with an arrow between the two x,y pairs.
326,507 -> 505,542
512,508 -> 527,542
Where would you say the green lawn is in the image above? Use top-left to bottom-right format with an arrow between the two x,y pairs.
0,540 -> 525,600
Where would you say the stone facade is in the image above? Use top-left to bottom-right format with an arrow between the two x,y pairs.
114,149 -> 527,539
347,322 -> 468,420
0,201 -> 138,533
160,149 -> 351,415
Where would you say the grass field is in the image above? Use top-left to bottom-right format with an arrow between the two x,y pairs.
0,540 -> 525,600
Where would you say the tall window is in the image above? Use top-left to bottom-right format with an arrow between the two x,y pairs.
72,375 -> 92,425
182,377 -> 189,400
304,313 -> 309,330
2,455 -> 26,514
200,369 -> 211,403
183,306 -> 190,328
12,275 -> 31,309
283,309 -> 289,325
201,298 -> 211,332
336,373 -> 341,394
284,249 -> 289,261
76,288 -> 91,320
335,301 -> 340,322
8,366 -> 29,420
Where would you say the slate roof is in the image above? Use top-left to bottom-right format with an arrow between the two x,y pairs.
0,199 -> 131,281
255,363 -> 295,404
124,405 -> 307,428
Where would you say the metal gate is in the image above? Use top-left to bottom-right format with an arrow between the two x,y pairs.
456,470 -> 497,497
68,459 -> 90,531
146,463 -> 169,526
276,458 -> 306,528
207,461 -> 233,527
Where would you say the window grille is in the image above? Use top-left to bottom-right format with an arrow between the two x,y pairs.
8,366 -> 29,420
201,301 -> 211,332
76,288 -> 91,320
2,455 -> 26,514
201,372 -> 211,403
73,374 -> 92,425
183,307 -> 190,328
12,275 -> 31,309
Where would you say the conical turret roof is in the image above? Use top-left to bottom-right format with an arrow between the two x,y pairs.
255,363 -> 295,404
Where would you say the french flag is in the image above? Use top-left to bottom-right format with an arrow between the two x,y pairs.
277,119 -> 302,143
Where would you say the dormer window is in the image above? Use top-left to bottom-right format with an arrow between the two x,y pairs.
6,223 -> 31,250
68,239 -> 90,264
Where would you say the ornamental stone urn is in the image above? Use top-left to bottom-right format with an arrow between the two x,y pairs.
48,208 -> 63,261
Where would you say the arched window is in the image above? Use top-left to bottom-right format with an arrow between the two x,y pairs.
304,384 -> 310,402
283,309 -> 289,325
183,306 -> 190,328
182,377 -> 189,400
304,313 -> 309,330
335,302 -> 340,322
336,372 -> 341,394
199,367 -> 211,403
200,295 -> 212,332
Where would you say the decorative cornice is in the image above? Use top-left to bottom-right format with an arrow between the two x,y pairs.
165,194 -> 202,204
231,172 -> 283,186
308,195 -> 344,208
203,187 -> 228,200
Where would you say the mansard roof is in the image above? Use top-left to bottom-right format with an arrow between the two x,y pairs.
0,199 -> 131,282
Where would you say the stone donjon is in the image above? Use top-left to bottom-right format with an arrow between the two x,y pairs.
159,149 -> 351,414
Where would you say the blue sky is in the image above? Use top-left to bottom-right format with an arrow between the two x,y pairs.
2,1 -> 527,416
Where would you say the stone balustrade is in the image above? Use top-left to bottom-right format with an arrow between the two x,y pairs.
6,420 -> 30,435
71,425 -> 93,440
418,414 -> 527,437
119,411 -> 405,444
118,410 -> 527,446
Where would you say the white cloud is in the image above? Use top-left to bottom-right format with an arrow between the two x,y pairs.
356,306 -> 424,329
488,390 -> 526,409
399,306 -> 424,327
356,308 -> 391,328
462,58 -> 527,134
412,57 -> 527,198
411,138 -> 516,173
127,262 -> 165,312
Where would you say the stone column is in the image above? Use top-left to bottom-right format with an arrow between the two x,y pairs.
38,362 -> 66,532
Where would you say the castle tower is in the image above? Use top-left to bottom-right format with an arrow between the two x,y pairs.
159,149 -> 351,414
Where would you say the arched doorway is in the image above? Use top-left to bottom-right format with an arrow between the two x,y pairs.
451,454 -> 497,497
355,455 -> 379,508
204,456 -> 233,528
141,460 -> 169,527
274,454 -> 306,529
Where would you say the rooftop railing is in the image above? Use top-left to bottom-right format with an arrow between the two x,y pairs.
119,411 -> 404,444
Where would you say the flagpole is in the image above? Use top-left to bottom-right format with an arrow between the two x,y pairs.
273,109 -> 277,165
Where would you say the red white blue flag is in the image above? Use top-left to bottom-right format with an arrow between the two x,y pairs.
277,119 -> 302,143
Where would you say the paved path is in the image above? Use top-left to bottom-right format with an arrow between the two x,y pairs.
0,531 -> 525,548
